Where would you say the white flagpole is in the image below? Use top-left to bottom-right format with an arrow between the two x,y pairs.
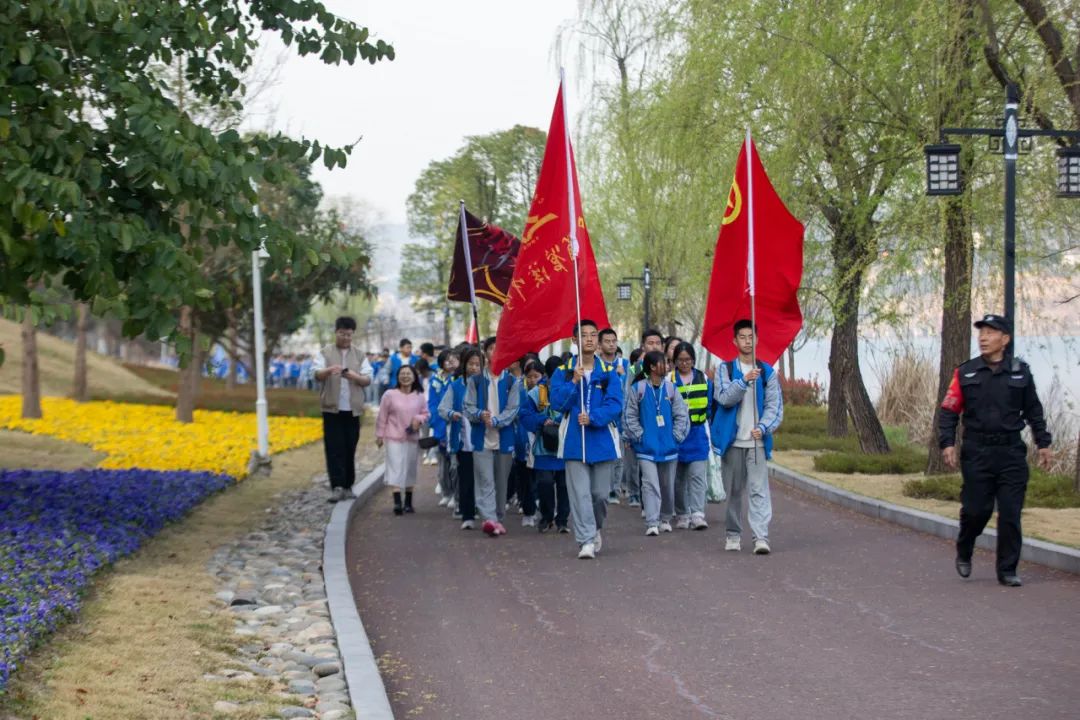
560,68 -> 587,462
458,200 -> 481,336
746,128 -> 760,462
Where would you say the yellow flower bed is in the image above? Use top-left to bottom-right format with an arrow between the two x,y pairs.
0,397 -> 323,478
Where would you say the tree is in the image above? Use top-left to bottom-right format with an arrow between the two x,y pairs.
400,127 -> 546,337
1,1 -> 393,418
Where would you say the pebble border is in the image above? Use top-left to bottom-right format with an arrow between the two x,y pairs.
325,463 -> 394,720
769,462 -> 1080,575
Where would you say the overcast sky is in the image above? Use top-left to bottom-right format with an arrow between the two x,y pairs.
260,0 -> 583,228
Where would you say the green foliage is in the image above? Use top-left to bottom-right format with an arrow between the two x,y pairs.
0,0 -> 392,349
903,470 -> 1080,509
813,447 -> 928,474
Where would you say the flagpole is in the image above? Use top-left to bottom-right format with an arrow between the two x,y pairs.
458,200 -> 481,338
560,68 -> 587,462
746,128 -> 760,463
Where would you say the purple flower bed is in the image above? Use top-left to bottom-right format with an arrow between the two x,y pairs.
0,468 -> 233,690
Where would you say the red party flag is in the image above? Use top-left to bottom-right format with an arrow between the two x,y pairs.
701,134 -> 803,365
447,208 -> 521,306
490,81 -> 609,373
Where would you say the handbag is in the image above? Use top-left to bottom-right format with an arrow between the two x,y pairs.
541,423 -> 560,452
418,436 -> 439,449
704,419 -> 726,503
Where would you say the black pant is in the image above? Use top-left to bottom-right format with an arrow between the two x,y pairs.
536,469 -> 569,527
509,460 -> 536,516
322,411 -> 361,489
957,438 -> 1029,575
456,451 -> 476,522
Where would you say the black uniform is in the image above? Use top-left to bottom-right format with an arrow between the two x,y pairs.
938,354 -> 1051,577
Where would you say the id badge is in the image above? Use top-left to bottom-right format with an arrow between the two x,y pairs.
656,415 -> 665,427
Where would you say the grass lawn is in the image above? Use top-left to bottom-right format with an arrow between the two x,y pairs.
0,429 -> 105,470
0,435 -> 366,720
111,363 -> 322,417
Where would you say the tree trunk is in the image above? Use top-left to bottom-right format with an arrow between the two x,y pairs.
176,306 -> 200,423
21,312 -> 42,419
776,348 -> 786,380
1074,428 -> 1079,493
827,270 -> 890,453
927,194 -> 974,474
73,302 -> 90,402
788,345 -> 796,379
226,307 -> 238,391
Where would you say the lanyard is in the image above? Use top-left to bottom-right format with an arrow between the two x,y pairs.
648,381 -> 665,423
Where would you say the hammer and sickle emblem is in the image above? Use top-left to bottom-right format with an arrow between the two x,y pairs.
722,179 -> 742,225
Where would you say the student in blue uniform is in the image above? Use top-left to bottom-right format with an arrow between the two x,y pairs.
670,342 -> 714,530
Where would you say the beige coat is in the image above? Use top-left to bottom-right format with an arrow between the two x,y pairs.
318,344 -> 368,416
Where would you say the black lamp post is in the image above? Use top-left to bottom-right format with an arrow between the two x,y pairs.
924,83 -> 1080,353
617,263 -> 672,332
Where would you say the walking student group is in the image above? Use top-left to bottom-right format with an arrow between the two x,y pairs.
314,314 -> 784,560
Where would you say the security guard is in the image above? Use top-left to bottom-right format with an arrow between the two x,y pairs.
939,313 -> 1052,587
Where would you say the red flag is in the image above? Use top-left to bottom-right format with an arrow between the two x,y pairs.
447,208 -> 521,306
465,316 -> 478,345
701,136 -> 803,365
490,83 -> 609,373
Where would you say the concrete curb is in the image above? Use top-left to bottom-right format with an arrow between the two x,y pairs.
770,463 -> 1080,575
324,463 -> 393,720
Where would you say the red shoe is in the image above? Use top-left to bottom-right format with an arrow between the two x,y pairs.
493,522 -> 507,536
482,520 -> 497,536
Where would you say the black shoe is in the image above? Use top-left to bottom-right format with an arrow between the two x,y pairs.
955,557 -> 972,578
998,574 -> 1022,587
403,491 -> 414,513
538,520 -> 554,534
393,491 -> 403,516
557,525 -> 569,534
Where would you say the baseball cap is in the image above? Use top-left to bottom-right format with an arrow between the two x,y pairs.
973,313 -> 1012,334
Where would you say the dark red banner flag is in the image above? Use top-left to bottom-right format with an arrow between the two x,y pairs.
701,136 -> 803,365
447,209 -> 521,306
490,83 -> 610,373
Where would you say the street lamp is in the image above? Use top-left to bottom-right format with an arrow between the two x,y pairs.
250,183 -> 271,472
616,282 -> 632,301
924,83 -> 1080,352
617,264 -> 673,332
1058,146 -> 1080,198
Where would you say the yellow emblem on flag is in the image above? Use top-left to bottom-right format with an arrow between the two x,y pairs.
722,179 -> 742,225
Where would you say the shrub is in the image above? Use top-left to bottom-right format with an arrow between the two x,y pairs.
813,446 -> 928,474
872,348 -> 936,446
783,377 -> 824,406
904,469 -> 1080,509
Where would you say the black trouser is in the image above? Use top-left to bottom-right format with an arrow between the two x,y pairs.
536,469 -> 569,527
509,460 -> 536,516
957,436 -> 1029,576
456,451 -> 476,522
322,411 -> 361,489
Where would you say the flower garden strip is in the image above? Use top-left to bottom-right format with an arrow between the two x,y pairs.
0,468 -> 234,690
0,397 -> 323,479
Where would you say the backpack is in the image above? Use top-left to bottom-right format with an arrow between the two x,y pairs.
634,379 -> 677,403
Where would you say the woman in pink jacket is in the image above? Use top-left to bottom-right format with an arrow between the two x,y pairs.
376,365 -> 431,515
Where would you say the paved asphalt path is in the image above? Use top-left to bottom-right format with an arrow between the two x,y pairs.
346,465 -> 1080,719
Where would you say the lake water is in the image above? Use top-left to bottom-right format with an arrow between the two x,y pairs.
790,334 -> 1080,422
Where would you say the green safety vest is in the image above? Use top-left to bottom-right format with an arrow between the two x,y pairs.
670,369 -> 709,425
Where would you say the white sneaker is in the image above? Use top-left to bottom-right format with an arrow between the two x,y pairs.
753,539 -> 771,555
659,521 -> 673,533
645,526 -> 660,537
521,515 -> 535,528
434,483 -> 443,495
725,536 -> 741,551
461,520 -> 475,530
437,496 -> 450,507
690,515 -> 709,531
578,542 -> 596,559
594,530 -> 602,553
674,515 -> 691,530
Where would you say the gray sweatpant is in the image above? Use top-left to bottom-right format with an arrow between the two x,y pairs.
474,449 -> 513,522
622,443 -> 641,497
674,460 -> 708,519
640,459 -> 676,527
722,446 -> 771,541
565,460 -> 614,546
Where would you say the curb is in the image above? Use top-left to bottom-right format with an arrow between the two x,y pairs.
769,463 -> 1080,575
324,463 -> 393,720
